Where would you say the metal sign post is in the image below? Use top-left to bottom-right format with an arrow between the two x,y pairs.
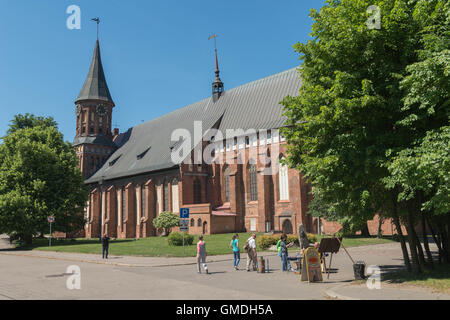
47,216 -> 55,246
179,209 -> 190,256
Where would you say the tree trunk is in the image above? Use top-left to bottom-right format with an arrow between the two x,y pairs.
23,234 -> 33,246
406,209 -> 422,274
413,227 -> 426,268
361,222 -> 370,237
391,195 -> 411,272
426,214 -> 443,264
437,217 -> 450,263
421,213 -> 433,267
377,215 -> 383,238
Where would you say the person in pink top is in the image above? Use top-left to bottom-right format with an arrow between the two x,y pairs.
196,235 -> 209,274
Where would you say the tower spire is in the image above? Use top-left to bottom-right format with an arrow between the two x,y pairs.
209,34 -> 224,102
75,39 -> 114,105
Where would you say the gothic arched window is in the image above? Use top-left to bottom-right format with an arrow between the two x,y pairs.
279,158 -> 289,201
163,180 -> 169,211
224,166 -> 230,202
141,185 -> 146,218
122,188 -> 127,222
249,164 -> 258,201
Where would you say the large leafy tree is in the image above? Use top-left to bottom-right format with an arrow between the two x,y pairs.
282,0 -> 449,273
0,115 -> 88,245
6,113 -> 58,135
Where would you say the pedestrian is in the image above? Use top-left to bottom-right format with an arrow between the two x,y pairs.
197,235 -> 209,274
230,234 -> 240,270
280,234 -> 289,271
245,234 -> 257,271
101,233 -> 110,259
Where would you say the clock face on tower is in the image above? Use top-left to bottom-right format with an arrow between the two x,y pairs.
75,105 -> 82,116
96,104 -> 107,117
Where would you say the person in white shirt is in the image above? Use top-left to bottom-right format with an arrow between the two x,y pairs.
245,234 -> 257,271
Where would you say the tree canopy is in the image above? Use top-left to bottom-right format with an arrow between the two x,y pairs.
0,115 -> 88,244
282,0 -> 449,273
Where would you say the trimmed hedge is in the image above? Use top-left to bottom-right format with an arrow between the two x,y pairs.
167,232 -> 194,246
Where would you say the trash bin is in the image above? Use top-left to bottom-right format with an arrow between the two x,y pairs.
353,261 -> 366,280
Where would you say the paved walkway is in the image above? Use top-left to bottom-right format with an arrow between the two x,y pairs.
325,283 -> 450,300
1,238 -> 449,300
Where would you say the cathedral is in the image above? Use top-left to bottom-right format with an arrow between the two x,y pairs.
74,40 -> 394,239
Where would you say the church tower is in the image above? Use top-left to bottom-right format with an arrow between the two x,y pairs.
212,44 -> 224,102
74,40 -> 116,179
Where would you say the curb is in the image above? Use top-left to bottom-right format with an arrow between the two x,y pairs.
0,251 -> 279,268
323,284 -> 361,300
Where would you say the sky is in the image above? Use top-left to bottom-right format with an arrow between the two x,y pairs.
0,0 -> 324,142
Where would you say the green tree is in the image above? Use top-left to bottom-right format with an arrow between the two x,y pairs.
6,113 -> 58,135
0,116 -> 88,245
153,212 -> 180,236
281,0 -> 449,273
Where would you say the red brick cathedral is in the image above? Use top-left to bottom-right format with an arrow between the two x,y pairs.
75,40 -> 394,238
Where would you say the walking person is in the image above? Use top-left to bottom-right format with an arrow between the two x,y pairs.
101,233 -> 110,259
230,234 -> 240,270
280,234 -> 289,272
196,235 -> 209,274
245,234 -> 257,271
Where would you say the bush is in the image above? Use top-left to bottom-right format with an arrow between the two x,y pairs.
286,235 -> 299,246
307,233 -> 318,243
167,232 -> 194,246
257,235 -> 277,250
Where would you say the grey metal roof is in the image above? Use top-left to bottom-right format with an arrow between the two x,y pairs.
85,67 -> 301,184
73,135 -> 117,148
75,40 -> 114,104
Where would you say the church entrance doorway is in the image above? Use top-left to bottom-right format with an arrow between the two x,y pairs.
282,219 -> 293,234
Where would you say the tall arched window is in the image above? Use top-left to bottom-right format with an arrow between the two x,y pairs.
190,218 -> 195,227
224,166 -> 230,202
193,179 -> 202,204
249,164 -> 258,201
122,188 -> 127,222
104,191 -> 108,219
172,178 -> 179,213
141,185 -> 146,218
279,158 -> 289,201
197,218 -> 202,227
163,180 -> 169,211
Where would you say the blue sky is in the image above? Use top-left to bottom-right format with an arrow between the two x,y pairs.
0,0 -> 324,141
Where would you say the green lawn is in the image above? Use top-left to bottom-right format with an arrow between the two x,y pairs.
28,233 -> 259,257
22,233 -> 398,257
383,263 -> 450,294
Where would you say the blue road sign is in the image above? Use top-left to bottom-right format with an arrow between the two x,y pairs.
180,208 -> 189,219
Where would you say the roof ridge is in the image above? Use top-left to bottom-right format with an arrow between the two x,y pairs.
134,67 -> 299,129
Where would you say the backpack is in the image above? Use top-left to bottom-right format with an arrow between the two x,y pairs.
244,239 -> 250,252
276,239 -> 282,256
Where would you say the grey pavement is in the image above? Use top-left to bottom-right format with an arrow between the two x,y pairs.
0,239 -> 449,300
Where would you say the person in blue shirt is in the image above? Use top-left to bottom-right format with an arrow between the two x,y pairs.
230,234 -> 240,270
280,234 -> 289,271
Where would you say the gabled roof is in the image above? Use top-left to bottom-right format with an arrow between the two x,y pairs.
85,67 -> 301,184
76,40 -> 114,104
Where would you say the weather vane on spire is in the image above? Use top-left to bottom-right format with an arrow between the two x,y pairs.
208,34 -> 219,72
91,17 -> 100,39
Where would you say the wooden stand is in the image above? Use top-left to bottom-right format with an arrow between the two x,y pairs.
258,257 -> 266,273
